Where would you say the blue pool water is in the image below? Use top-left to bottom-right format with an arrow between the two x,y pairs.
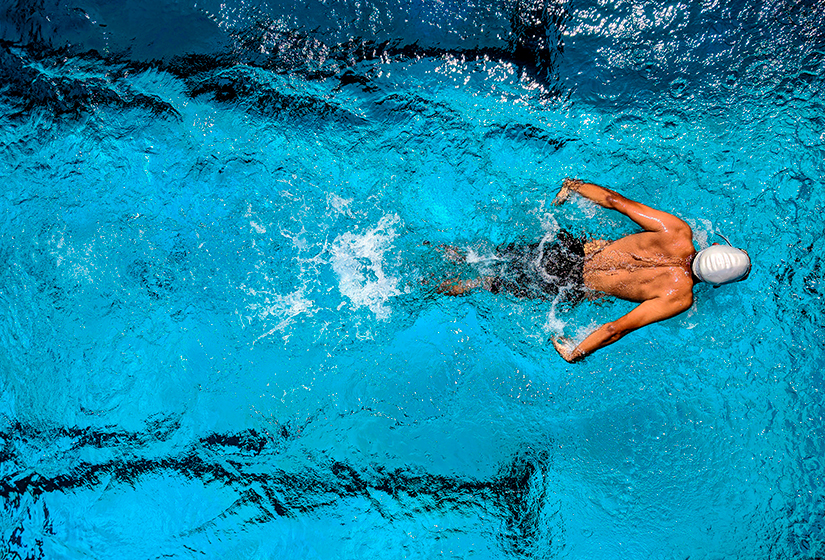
1,0 -> 824,558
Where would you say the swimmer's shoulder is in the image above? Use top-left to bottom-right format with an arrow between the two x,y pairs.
660,211 -> 692,235
662,268 -> 695,307
668,218 -> 696,252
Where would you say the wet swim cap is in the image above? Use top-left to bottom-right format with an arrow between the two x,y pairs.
692,245 -> 751,285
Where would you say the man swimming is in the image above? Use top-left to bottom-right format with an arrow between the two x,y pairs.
438,178 -> 751,362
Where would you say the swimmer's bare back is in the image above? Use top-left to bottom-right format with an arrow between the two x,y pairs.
552,179 -> 697,362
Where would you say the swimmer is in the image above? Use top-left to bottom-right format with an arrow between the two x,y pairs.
438,179 -> 751,362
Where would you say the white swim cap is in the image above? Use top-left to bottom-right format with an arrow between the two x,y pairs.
692,245 -> 751,285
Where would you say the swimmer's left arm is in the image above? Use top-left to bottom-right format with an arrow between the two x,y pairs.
553,178 -> 691,237
552,295 -> 692,362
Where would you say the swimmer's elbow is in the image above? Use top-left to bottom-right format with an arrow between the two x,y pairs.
666,292 -> 693,315
604,321 -> 630,343
604,192 -> 621,210
603,191 -> 634,213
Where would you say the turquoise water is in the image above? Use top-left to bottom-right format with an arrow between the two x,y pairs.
1,0 -> 824,558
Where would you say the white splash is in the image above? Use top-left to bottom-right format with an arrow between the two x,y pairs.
542,303 -> 568,335
327,193 -> 354,217
464,246 -> 498,265
573,195 -> 600,218
687,218 -> 714,249
538,207 -> 562,234
246,288 -> 314,344
574,320 -> 601,343
331,214 -> 401,320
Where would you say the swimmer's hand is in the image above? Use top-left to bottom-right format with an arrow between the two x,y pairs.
552,178 -> 582,206
552,336 -> 581,363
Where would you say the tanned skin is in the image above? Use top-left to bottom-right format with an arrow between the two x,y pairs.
438,179 -> 697,362
550,179 -> 696,362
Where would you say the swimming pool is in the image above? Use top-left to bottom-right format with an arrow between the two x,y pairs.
1,0 -> 823,557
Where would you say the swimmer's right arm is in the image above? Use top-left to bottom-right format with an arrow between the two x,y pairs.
552,292 -> 693,362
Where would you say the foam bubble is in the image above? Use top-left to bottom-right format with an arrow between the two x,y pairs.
331,214 -> 401,320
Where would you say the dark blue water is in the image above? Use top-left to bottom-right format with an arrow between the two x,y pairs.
1,0 -> 824,558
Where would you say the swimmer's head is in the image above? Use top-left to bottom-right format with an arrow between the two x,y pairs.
692,244 -> 751,285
